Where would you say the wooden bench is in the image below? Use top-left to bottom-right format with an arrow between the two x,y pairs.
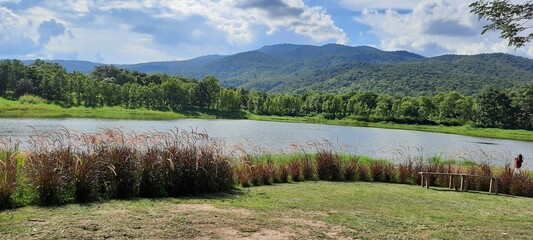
419,172 -> 499,194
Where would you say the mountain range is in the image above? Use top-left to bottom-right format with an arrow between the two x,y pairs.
21,44 -> 533,96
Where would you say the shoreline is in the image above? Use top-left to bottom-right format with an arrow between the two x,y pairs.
1,98 -> 533,142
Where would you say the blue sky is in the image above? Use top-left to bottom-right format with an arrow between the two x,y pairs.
0,0 -> 531,64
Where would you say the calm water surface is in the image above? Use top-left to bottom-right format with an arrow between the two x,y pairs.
0,118 -> 531,169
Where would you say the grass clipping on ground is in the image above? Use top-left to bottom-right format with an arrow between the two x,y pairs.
1,182 -> 532,239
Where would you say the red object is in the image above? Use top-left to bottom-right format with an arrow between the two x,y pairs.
514,158 -> 523,169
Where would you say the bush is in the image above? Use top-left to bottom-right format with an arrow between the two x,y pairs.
72,152 -> 108,202
369,161 -> 385,182
0,147 -> 19,209
357,165 -> 370,182
316,151 -> 343,181
139,148 -> 167,198
26,149 -> 73,205
18,94 -> 45,104
289,160 -> 303,182
383,163 -> 397,183
105,146 -> 139,199
278,164 -> 290,183
344,158 -> 358,182
499,164 -> 513,194
164,135 -> 234,195
195,147 -> 234,193
302,155 -> 316,181
235,162 -> 252,188
399,160 -> 415,184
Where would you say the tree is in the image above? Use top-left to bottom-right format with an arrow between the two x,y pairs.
476,87 -> 514,127
217,88 -> 241,111
193,75 -> 221,109
511,83 -> 533,129
373,95 -> 395,120
396,97 -> 420,120
470,0 -> 533,47
247,90 -> 265,114
346,91 -> 378,117
417,96 -> 437,121
161,79 -> 188,110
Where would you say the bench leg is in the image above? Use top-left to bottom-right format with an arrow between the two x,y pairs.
449,175 -> 454,189
489,178 -> 499,194
421,174 -> 425,187
425,175 -> 430,189
460,176 -> 469,191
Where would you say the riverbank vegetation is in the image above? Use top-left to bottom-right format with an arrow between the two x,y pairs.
1,129 -> 532,211
1,60 -> 533,131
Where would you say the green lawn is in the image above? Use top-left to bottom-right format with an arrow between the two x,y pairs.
0,98 -> 216,120
249,114 -> 533,142
1,182 -> 531,239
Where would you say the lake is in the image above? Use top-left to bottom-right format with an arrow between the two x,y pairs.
0,118 -> 531,169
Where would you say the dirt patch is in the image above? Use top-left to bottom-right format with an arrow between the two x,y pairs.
276,217 -> 358,240
1,202 -> 362,239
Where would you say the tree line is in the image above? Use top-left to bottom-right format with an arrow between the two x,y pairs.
1,59 -> 532,130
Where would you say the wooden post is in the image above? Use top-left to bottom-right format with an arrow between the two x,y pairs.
425,174 -> 430,189
463,176 -> 469,191
460,175 -> 465,191
420,173 -> 425,187
487,177 -> 499,194
449,175 -> 454,189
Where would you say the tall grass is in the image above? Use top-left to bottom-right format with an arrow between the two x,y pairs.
139,147 -> 166,198
316,151 -> 342,181
343,158 -> 357,181
71,152 -> 107,202
18,94 -> 45,104
12,128 -> 235,205
107,145 -> 139,199
2,128 -> 533,209
26,149 -> 73,205
162,131 -> 233,196
0,140 -> 20,209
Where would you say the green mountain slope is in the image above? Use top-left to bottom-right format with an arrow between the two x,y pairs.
16,44 -> 533,96
276,52 -> 533,95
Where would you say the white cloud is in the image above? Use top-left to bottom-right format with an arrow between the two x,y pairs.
44,25 -> 173,63
1,0 -> 350,62
56,0 -> 348,44
0,6 -> 39,54
357,0 -> 532,57
339,0 -> 422,11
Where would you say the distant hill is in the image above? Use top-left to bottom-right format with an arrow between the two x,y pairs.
278,53 -> 533,95
17,44 -> 533,96
22,60 -> 101,73
121,55 -> 226,75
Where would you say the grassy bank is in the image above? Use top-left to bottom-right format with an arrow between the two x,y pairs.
0,98 -> 216,120
248,114 -> 533,142
1,97 -> 533,141
1,182 -> 532,239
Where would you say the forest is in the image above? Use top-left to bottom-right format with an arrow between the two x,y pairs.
1,59 -> 532,130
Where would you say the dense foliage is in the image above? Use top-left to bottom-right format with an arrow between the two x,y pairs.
20,44 -> 533,96
1,59 -> 533,130
175,46 -> 533,95
470,0 -> 533,47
